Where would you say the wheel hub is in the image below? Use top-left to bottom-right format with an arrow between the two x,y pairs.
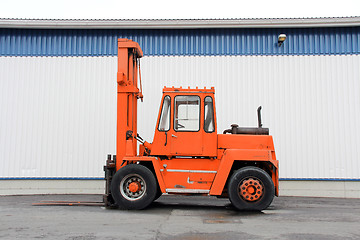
120,174 -> 146,201
128,182 -> 141,193
239,178 -> 264,202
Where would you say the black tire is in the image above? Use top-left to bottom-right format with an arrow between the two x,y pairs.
228,166 -> 274,211
154,186 -> 162,201
111,164 -> 157,210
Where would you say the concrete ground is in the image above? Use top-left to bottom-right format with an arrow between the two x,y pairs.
0,194 -> 359,240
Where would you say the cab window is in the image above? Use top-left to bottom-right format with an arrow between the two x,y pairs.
174,96 -> 200,131
158,96 -> 171,131
204,96 -> 215,132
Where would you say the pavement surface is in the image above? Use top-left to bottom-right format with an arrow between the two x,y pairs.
0,194 -> 360,240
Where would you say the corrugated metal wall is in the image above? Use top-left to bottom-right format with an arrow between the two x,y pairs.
0,57 -> 117,178
140,55 -> 360,180
1,27 -> 360,56
1,55 -> 359,179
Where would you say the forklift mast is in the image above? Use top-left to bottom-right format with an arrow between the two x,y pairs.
116,39 -> 143,170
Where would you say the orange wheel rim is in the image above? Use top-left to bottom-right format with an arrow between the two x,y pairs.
239,178 -> 264,202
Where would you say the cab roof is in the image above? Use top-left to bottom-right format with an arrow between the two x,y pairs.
163,86 -> 215,93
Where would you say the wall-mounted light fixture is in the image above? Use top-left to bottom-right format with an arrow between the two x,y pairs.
278,34 -> 287,46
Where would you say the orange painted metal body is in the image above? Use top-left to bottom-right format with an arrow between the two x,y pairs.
114,39 -> 279,199
116,39 -> 143,170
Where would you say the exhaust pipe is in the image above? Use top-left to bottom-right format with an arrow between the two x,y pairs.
257,106 -> 262,128
223,106 -> 269,135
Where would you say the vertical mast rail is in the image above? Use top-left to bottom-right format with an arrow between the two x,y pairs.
116,39 -> 143,170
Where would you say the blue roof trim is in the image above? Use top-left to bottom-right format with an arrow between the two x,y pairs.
1,27 -> 359,56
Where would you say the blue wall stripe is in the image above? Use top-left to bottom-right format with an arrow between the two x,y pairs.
1,177 -> 359,181
0,27 -> 359,56
280,178 -> 360,181
0,177 -> 104,180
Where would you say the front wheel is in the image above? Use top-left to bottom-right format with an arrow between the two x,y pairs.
228,166 -> 274,211
111,164 -> 157,210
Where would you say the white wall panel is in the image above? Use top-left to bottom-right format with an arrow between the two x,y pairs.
0,57 -> 117,178
139,55 -> 360,179
1,55 -> 359,179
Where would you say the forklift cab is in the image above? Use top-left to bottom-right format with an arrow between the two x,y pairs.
150,87 -> 217,157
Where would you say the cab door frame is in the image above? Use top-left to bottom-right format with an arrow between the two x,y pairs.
169,94 -> 203,155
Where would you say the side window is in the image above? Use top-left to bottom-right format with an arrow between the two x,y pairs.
174,96 -> 200,131
158,96 -> 171,131
204,96 -> 215,132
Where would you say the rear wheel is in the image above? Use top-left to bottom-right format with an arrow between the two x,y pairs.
111,164 -> 157,210
228,166 -> 274,211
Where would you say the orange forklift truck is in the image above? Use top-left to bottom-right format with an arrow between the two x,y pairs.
104,39 -> 279,211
